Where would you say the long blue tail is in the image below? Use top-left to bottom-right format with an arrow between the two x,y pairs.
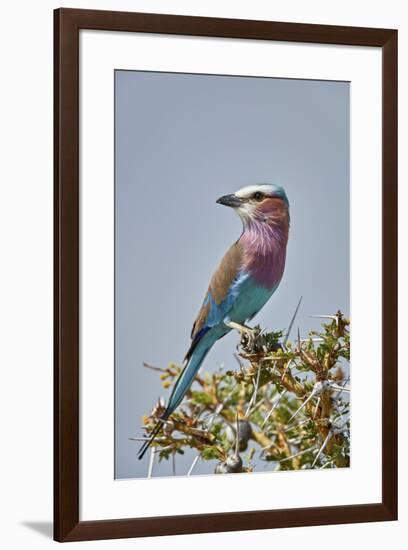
138,335 -> 214,460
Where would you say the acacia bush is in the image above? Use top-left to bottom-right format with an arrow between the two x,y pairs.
138,312 -> 350,475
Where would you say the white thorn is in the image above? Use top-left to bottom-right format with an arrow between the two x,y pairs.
288,392 -> 315,422
311,430 -> 332,468
310,314 -> 339,326
187,455 -> 200,476
313,397 -> 321,419
147,448 -> 155,478
283,418 -> 311,432
245,363 -> 262,418
276,446 -> 318,463
262,390 -> 287,427
288,381 -> 329,422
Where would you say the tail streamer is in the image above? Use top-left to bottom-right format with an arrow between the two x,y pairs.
138,333 -> 214,460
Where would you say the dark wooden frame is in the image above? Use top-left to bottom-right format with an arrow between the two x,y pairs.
54,7 -> 398,542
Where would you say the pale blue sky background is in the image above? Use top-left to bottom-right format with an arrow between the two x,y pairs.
115,70 -> 350,479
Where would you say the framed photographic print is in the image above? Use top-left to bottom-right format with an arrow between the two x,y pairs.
54,8 -> 398,542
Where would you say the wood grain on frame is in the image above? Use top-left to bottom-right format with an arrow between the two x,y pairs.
54,8 -> 398,542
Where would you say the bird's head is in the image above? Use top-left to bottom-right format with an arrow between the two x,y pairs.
216,184 -> 289,227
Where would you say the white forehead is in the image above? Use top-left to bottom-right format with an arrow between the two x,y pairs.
235,184 -> 280,199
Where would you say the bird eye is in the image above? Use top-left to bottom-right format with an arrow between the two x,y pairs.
253,192 -> 264,201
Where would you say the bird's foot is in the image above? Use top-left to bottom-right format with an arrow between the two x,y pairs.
225,320 -> 257,350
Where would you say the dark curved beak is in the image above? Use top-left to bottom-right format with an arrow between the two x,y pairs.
216,194 -> 244,208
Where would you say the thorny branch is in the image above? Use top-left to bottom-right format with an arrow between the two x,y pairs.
135,312 -> 350,475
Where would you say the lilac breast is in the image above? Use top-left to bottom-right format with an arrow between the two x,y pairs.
240,221 -> 288,289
